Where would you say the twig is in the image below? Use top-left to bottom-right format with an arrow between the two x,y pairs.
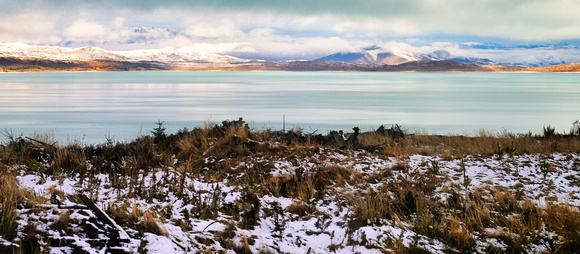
202,221 -> 218,232
25,136 -> 57,148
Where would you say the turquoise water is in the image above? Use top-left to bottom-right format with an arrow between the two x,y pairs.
1,71 -> 579,144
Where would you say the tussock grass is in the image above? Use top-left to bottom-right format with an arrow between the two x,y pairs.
544,204 -> 580,253
347,186 -> 403,230
53,144 -> 86,175
51,211 -> 71,231
139,211 -> 168,236
0,172 -> 26,240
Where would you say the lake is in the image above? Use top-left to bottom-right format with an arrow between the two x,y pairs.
1,71 -> 579,144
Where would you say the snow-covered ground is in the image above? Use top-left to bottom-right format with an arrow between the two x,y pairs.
5,148 -> 579,253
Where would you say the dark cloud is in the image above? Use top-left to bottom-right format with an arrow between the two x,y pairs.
3,0 -> 417,18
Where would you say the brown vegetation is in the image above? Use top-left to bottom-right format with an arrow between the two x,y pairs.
1,118 -> 580,252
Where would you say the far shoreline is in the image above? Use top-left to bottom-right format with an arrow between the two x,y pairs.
3,56 -> 580,73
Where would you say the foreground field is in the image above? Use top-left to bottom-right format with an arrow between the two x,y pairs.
1,119 -> 580,253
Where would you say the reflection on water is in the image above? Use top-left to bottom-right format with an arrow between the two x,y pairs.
1,71 -> 579,144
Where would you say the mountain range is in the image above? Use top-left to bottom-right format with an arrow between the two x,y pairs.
0,43 -> 249,66
2,42 -> 580,72
317,42 -> 580,67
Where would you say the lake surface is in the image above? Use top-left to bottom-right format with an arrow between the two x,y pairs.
1,71 -> 579,144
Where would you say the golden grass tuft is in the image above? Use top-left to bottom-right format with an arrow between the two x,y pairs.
444,216 -> 475,251
48,185 -> 65,203
348,188 -> 391,229
0,172 -> 25,239
53,144 -> 87,174
520,199 -> 543,231
285,201 -> 310,217
176,127 -> 209,161
139,211 -> 169,236
414,210 -> 443,239
543,204 -> 580,253
241,235 -> 252,254
491,186 -> 519,214
51,211 -> 71,231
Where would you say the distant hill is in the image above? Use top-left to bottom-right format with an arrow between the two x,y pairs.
269,60 -> 499,72
316,42 -> 580,67
531,63 -> 580,72
2,43 -> 580,72
0,43 -> 255,68
0,57 -> 170,72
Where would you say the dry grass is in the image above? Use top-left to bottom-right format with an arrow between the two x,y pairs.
241,235 -> 252,254
53,144 -> 86,174
348,188 -> 392,229
3,119 -> 580,252
139,211 -> 168,236
520,199 -> 543,231
491,186 -> 520,214
543,204 -> 580,253
51,211 -> 70,231
176,127 -> 209,161
463,200 -> 492,232
107,202 -> 144,227
0,172 -> 25,240
370,131 -> 580,158
48,185 -> 65,204
414,210 -> 443,239
444,216 -> 476,252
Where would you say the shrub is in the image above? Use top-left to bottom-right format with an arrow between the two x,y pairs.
543,125 -> 556,139
151,119 -> 167,145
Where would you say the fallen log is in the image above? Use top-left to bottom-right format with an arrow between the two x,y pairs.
77,194 -> 132,252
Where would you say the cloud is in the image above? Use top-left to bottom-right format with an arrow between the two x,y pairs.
236,36 -> 355,60
0,11 -> 59,44
64,20 -> 110,40
184,19 -> 244,39
2,0 -> 580,60
160,23 -> 357,60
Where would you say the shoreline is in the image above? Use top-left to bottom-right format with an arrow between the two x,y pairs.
3,68 -> 580,73
3,56 -> 580,73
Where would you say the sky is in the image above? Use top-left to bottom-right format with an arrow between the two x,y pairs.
2,0 -> 580,60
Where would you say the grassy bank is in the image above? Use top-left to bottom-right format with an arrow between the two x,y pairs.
1,119 -> 579,253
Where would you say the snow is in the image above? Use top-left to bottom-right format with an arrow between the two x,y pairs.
318,42 -> 580,67
8,149 -> 580,253
144,234 -> 182,254
0,43 -> 248,65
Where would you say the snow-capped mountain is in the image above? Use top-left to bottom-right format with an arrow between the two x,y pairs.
317,42 -> 580,67
0,43 -> 248,64
5,42 -> 580,69
317,45 -> 432,65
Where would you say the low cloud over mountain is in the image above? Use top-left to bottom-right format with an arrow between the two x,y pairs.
317,42 -> 580,67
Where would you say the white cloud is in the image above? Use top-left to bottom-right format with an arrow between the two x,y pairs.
3,0 -> 580,60
248,28 -> 275,38
64,19 -> 110,40
184,19 -> 244,39
114,17 -> 125,29
0,11 -> 59,44
236,36 -> 354,60
179,42 -> 257,55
